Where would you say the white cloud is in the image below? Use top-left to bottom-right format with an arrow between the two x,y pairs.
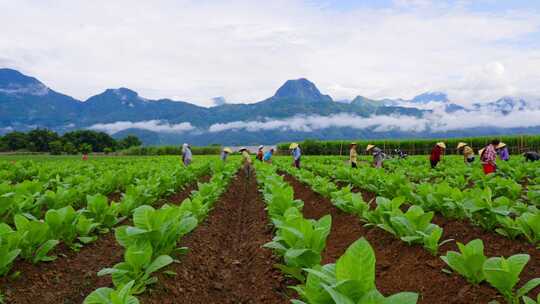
0,1 -> 539,107
89,120 -> 194,134
207,107 -> 540,134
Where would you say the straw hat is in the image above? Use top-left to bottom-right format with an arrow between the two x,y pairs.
258,145 -> 264,150
289,143 -> 299,149
497,142 -> 507,149
456,142 -> 467,150
350,142 -> 357,147
478,148 -> 485,156
239,147 -> 247,152
366,144 -> 375,151
223,147 -> 232,153
436,142 -> 446,149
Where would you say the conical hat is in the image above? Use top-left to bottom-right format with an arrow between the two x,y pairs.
456,142 -> 467,150
437,142 -> 446,149
366,144 -> 375,151
289,143 -> 299,149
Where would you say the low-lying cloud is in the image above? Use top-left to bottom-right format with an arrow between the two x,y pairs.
87,107 -> 540,137
89,120 -> 194,134
207,109 -> 540,134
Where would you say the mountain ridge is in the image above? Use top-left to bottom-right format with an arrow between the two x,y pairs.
1,68 -> 538,145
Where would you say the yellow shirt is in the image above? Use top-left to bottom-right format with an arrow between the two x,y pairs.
242,151 -> 252,164
350,148 -> 358,163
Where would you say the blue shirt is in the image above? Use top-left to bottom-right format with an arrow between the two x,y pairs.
263,151 -> 273,161
292,147 -> 301,160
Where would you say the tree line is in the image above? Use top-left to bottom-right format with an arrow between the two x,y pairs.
0,129 -> 142,154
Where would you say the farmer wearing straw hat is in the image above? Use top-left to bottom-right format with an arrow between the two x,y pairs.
366,144 -> 384,168
181,143 -> 192,166
497,142 -> 510,161
457,142 -> 475,165
480,139 -> 499,175
349,142 -> 358,168
256,145 -> 264,162
239,147 -> 253,177
430,142 -> 446,168
290,143 -> 302,168
221,147 -> 232,162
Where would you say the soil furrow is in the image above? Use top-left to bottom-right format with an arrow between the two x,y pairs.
282,173 -> 518,304
141,169 -> 289,304
0,181 -> 200,304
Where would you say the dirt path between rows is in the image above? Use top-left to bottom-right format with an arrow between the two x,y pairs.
283,173 -> 515,304
140,169 -> 289,304
0,181 -> 201,304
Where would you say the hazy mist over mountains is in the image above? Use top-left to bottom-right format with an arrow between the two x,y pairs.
1,68 -> 540,146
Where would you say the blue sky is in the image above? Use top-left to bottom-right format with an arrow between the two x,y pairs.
1,0 -> 540,106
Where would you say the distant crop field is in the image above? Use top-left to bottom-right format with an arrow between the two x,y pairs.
0,154 -> 539,303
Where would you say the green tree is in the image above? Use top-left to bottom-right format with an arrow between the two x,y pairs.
48,140 -> 64,155
63,142 -> 77,154
2,131 -> 29,151
27,129 -> 60,152
119,135 -> 142,149
79,143 -> 92,154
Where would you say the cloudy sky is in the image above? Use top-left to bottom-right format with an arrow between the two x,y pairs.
1,0 -> 540,107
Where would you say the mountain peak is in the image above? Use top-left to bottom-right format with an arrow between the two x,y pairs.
101,87 -> 141,101
273,78 -> 331,102
0,68 -> 49,96
411,91 -> 448,103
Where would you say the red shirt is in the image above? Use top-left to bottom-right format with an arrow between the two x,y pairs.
256,150 -> 263,161
430,146 -> 442,161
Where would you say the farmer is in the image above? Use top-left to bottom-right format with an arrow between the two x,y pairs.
181,143 -> 192,166
239,147 -> 252,177
349,143 -> 358,168
263,148 -> 274,163
256,145 -> 264,162
366,144 -> 384,168
497,142 -> 510,161
524,151 -> 540,162
82,154 -> 89,161
480,139 -> 499,175
290,143 -> 302,168
457,142 -> 474,165
430,142 -> 446,168
221,147 -> 232,162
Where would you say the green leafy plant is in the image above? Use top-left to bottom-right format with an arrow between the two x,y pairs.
264,207 -> 331,281
98,242 -> 173,294
292,238 -> 418,304
13,214 -> 59,263
440,239 -> 487,284
464,187 -> 511,231
0,223 -> 21,276
523,293 -> 540,304
115,205 -> 197,257
330,186 -> 369,218
483,254 -> 540,304
45,206 -> 98,249
84,194 -> 121,230
84,280 -> 139,304
516,212 -> 540,247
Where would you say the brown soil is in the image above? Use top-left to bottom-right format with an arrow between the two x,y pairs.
0,180 -> 201,304
140,169 -> 289,304
282,174 -> 540,304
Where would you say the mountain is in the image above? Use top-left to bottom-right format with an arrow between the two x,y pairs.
273,78 -> 332,102
0,68 -> 81,129
473,97 -> 531,114
411,91 -> 449,104
1,68 -> 538,145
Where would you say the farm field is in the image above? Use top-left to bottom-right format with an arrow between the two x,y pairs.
0,154 -> 539,304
